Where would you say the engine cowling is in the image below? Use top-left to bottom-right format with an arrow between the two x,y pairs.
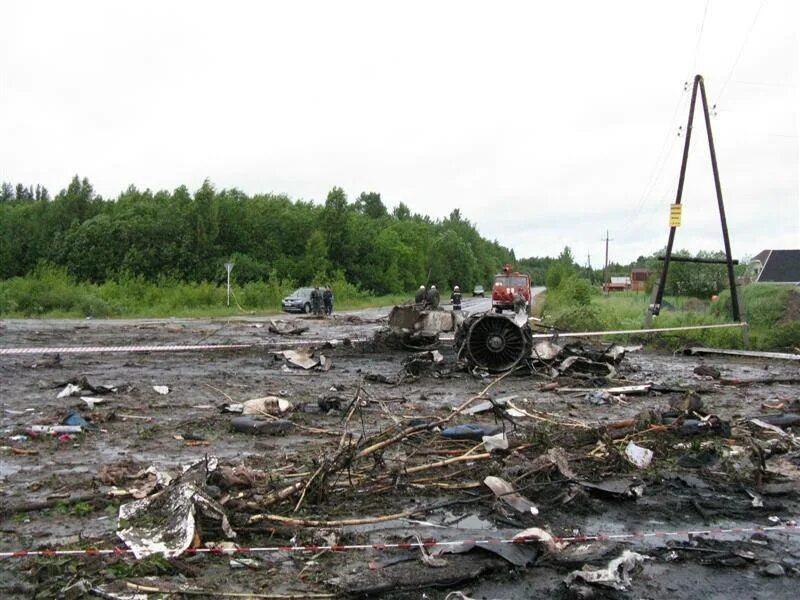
455,312 -> 531,372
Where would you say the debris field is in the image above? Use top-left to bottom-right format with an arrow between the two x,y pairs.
1,309 -> 800,599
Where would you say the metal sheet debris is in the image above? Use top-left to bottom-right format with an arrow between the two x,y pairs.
564,550 -> 650,590
117,457 -> 236,559
484,476 -> 538,515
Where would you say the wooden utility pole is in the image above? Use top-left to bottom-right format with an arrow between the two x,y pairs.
645,74 -> 741,327
602,230 -> 613,292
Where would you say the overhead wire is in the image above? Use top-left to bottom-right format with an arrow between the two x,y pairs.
690,0 -> 710,75
715,0 -> 767,106
623,0 -> 711,246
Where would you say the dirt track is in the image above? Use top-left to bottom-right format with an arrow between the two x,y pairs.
1,308 -> 799,598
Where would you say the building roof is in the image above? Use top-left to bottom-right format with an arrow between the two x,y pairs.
756,249 -> 800,283
751,249 -> 771,265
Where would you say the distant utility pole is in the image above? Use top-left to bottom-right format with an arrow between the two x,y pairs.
224,262 -> 234,307
601,230 -> 613,291
586,251 -> 594,283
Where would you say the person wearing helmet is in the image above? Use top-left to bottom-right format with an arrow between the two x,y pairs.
426,284 -> 440,310
414,284 -> 427,305
451,285 -> 462,311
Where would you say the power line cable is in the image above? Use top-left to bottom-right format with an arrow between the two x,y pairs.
628,0 -> 710,230
691,0 -> 711,75
630,84 -> 688,221
716,0 -> 767,105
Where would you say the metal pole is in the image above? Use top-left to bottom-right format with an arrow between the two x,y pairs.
224,262 -> 234,308
698,77 -> 741,322
651,75 -> 700,317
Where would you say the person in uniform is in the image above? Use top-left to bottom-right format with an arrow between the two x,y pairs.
414,285 -> 427,305
451,285 -> 462,310
427,284 -> 440,310
322,286 -> 333,316
513,291 -> 526,314
310,287 -> 322,315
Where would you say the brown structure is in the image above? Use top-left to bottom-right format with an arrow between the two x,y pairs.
605,276 -> 631,292
631,268 -> 651,292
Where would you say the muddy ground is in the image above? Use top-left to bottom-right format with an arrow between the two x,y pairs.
1,305 -> 799,599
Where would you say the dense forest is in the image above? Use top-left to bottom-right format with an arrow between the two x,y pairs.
0,177 -> 516,294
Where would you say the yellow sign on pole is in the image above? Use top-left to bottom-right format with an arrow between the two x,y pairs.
669,203 -> 682,227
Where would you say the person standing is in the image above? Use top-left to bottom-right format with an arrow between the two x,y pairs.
414,285 -> 427,305
451,285 -> 462,310
310,287 -> 322,316
322,285 -> 333,316
427,284 -> 440,310
513,291 -> 526,314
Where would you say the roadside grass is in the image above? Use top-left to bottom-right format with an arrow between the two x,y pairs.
542,284 -> 800,351
0,265 -> 411,319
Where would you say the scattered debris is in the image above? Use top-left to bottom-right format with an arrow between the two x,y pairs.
564,550 -> 650,591
57,383 -> 83,398
117,457 -> 235,559
625,442 -> 654,469
586,390 -> 613,405
5,310 -> 800,598
578,479 -> 645,499
441,423 -> 501,441
556,355 -> 616,379
230,416 -> 294,435
481,432 -> 509,451
55,376 -> 128,396
280,348 -> 330,371
28,424 -> 83,435
694,364 -> 721,378
268,319 -> 309,336
223,396 -> 293,415
80,396 -> 106,409
484,476 -> 538,515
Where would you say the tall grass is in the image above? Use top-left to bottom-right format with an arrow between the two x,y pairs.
0,264 -> 410,318
542,283 -> 799,351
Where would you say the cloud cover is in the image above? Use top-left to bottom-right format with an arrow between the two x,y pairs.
1,0 -> 797,263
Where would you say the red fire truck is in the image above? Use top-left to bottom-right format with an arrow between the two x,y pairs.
491,264 -> 531,314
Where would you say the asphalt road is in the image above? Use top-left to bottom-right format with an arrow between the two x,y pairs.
443,285 -> 546,313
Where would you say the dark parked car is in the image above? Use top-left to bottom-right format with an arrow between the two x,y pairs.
473,285 -> 485,297
282,287 -> 314,313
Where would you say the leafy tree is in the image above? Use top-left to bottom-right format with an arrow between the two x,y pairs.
354,192 -> 388,219
1,183 -> 13,203
429,230 -> 477,290
299,230 -> 332,284
392,202 -> 411,220
322,186 -> 352,272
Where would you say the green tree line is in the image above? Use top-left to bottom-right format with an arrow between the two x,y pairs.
0,176 -> 515,294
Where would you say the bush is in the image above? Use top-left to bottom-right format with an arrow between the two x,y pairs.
239,274 -> 296,310
0,263 -> 117,317
713,284 -> 792,327
553,305 -> 606,332
559,276 -> 596,306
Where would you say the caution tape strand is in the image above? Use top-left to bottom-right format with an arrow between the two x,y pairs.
1,523 -> 797,559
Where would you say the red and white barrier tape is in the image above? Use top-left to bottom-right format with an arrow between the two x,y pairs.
0,343 -> 254,356
2,522 -> 797,559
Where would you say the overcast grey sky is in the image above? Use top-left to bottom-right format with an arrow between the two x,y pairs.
1,0 -> 797,265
